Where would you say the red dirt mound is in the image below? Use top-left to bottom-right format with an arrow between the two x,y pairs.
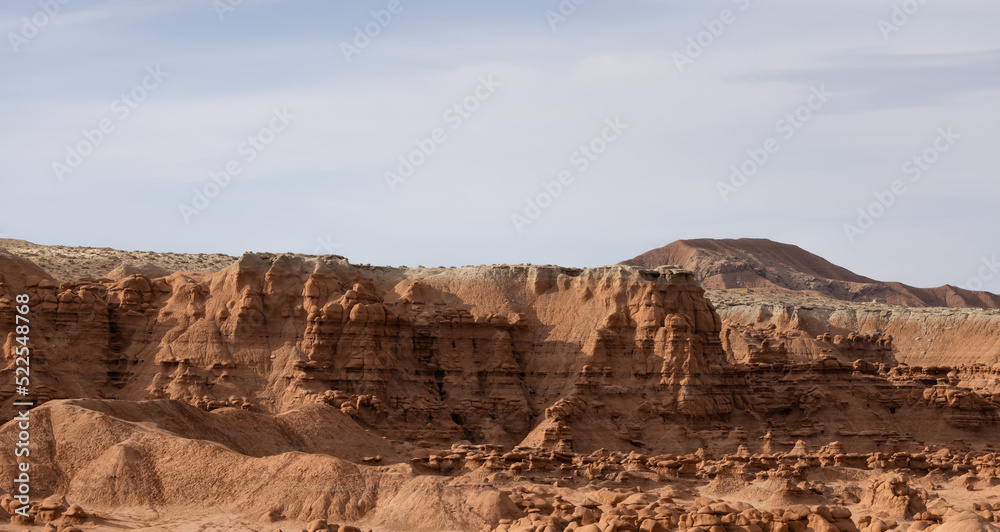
623,238 -> 1000,308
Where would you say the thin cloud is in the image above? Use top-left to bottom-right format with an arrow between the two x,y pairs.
737,48 -> 1000,112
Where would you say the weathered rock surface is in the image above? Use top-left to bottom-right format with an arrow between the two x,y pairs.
0,242 -> 996,531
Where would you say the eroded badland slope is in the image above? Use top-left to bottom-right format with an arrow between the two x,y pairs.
0,241 -> 997,531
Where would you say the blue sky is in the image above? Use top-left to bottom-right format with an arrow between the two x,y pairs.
1,0 -> 998,291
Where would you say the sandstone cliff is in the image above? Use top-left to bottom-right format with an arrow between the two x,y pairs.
0,244 -> 998,531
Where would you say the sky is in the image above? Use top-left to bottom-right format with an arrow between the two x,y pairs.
1,0 -> 998,292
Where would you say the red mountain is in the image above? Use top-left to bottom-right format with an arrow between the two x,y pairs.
622,238 -> 1000,309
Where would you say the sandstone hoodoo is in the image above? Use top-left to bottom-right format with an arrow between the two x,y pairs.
0,240 -> 997,531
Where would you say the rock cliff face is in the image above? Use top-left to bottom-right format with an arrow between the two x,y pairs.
3,250 -> 998,453
1,244 -> 999,532
0,253 -> 744,452
712,290 -> 1000,378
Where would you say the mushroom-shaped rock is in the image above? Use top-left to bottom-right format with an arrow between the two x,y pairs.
63,504 -> 87,519
934,512 -> 1000,532
307,519 -> 329,532
10,513 -> 34,525
788,440 -> 809,457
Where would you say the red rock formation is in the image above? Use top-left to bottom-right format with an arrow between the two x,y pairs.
0,246 -> 998,531
0,256 -> 749,450
623,239 -> 1000,309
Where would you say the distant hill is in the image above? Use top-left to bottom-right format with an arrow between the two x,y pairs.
0,238 -> 235,281
622,238 -> 1000,309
